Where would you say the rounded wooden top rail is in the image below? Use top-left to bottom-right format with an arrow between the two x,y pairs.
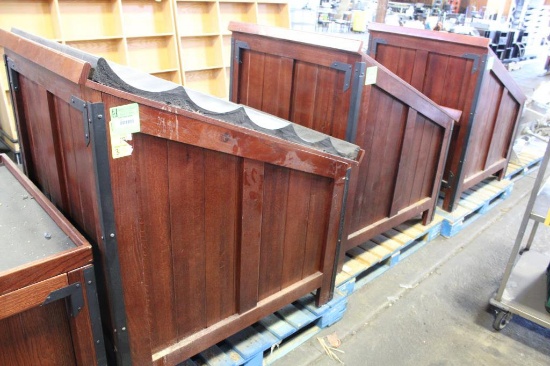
0,29 -> 91,85
367,22 -> 490,49
228,21 -> 364,53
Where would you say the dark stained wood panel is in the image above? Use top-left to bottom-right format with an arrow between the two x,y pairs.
228,22 -> 454,264
258,163 -> 289,300
238,50 -> 294,120
290,62 -> 342,137
203,149 -> 239,326
488,90 -> 519,165
0,301 -> 76,366
302,176 -> 332,278
168,142 -> 208,338
368,23 -> 526,211
107,107 -> 153,365
238,159 -> 264,312
0,154 -> 98,365
281,169 -> 312,288
134,133 -> 176,353
2,27 -> 359,364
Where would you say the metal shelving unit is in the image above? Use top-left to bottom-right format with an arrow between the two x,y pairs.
490,140 -> 550,330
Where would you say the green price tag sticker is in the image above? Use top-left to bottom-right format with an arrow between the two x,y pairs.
110,103 -> 140,136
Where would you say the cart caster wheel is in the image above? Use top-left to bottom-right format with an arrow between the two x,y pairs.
493,311 -> 512,331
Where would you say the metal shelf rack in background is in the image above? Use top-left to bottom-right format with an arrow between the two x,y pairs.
490,139 -> 550,330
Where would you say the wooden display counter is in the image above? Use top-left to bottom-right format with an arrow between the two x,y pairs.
367,23 -> 526,211
0,154 -> 105,365
0,29 -> 361,365
228,22 -> 456,262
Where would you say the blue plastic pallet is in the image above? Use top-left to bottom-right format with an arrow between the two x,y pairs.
505,142 -> 545,181
436,177 -> 513,238
335,216 -> 443,292
181,281 -> 353,366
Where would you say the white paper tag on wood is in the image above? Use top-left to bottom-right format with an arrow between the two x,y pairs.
486,56 -> 494,71
365,66 -> 378,85
109,103 -> 140,159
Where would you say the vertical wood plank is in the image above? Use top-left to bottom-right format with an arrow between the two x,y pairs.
421,123 -> 443,198
389,108 -> 418,217
258,164 -> 288,300
241,50 -> 265,110
361,89 -> 393,225
311,67 -> 340,136
347,86 -> 379,233
67,266 -> 98,366
281,170 -> 312,289
486,91 -> 519,166
103,94 -> 153,365
0,301 -> 76,365
396,48 -> 416,85
136,133 -> 177,353
376,98 -> 407,218
169,143 -> 207,338
317,173 -> 347,305
46,91 -> 70,211
19,77 -> 52,196
204,149 -> 239,326
55,97 -> 85,227
410,50 -> 429,90
260,55 -> 294,120
238,159 -> 264,313
302,176 -> 331,278
409,119 -> 434,202
290,61 -> 319,130
422,54 -> 450,105
404,115 -> 428,207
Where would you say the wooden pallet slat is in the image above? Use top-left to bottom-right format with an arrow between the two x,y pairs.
438,177 -> 514,237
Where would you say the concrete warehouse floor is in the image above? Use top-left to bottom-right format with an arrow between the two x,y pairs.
273,48 -> 550,365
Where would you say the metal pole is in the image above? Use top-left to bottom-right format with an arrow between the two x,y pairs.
495,140 -> 550,300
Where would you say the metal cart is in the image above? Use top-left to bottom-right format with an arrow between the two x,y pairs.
490,140 -> 550,330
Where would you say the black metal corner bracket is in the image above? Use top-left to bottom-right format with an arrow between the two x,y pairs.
331,62 -> 353,92
42,282 -> 84,317
234,40 -> 250,64
462,53 -> 482,73
5,56 -> 20,92
368,38 -> 387,57
70,95 -> 92,146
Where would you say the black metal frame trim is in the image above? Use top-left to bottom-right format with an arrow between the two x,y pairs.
462,53 -> 481,73
4,56 -> 23,165
329,168 -> 352,298
330,61 -> 353,92
367,38 -> 387,57
42,282 -> 84,317
70,95 -> 91,146
447,54 -> 488,210
88,102 -> 132,366
84,266 -> 109,366
229,40 -> 250,101
345,62 -> 366,142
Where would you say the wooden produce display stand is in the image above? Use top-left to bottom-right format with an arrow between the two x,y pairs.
0,154 -> 106,365
0,29 -> 361,365
367,23 -> 526,212
228,22 -> 456,263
